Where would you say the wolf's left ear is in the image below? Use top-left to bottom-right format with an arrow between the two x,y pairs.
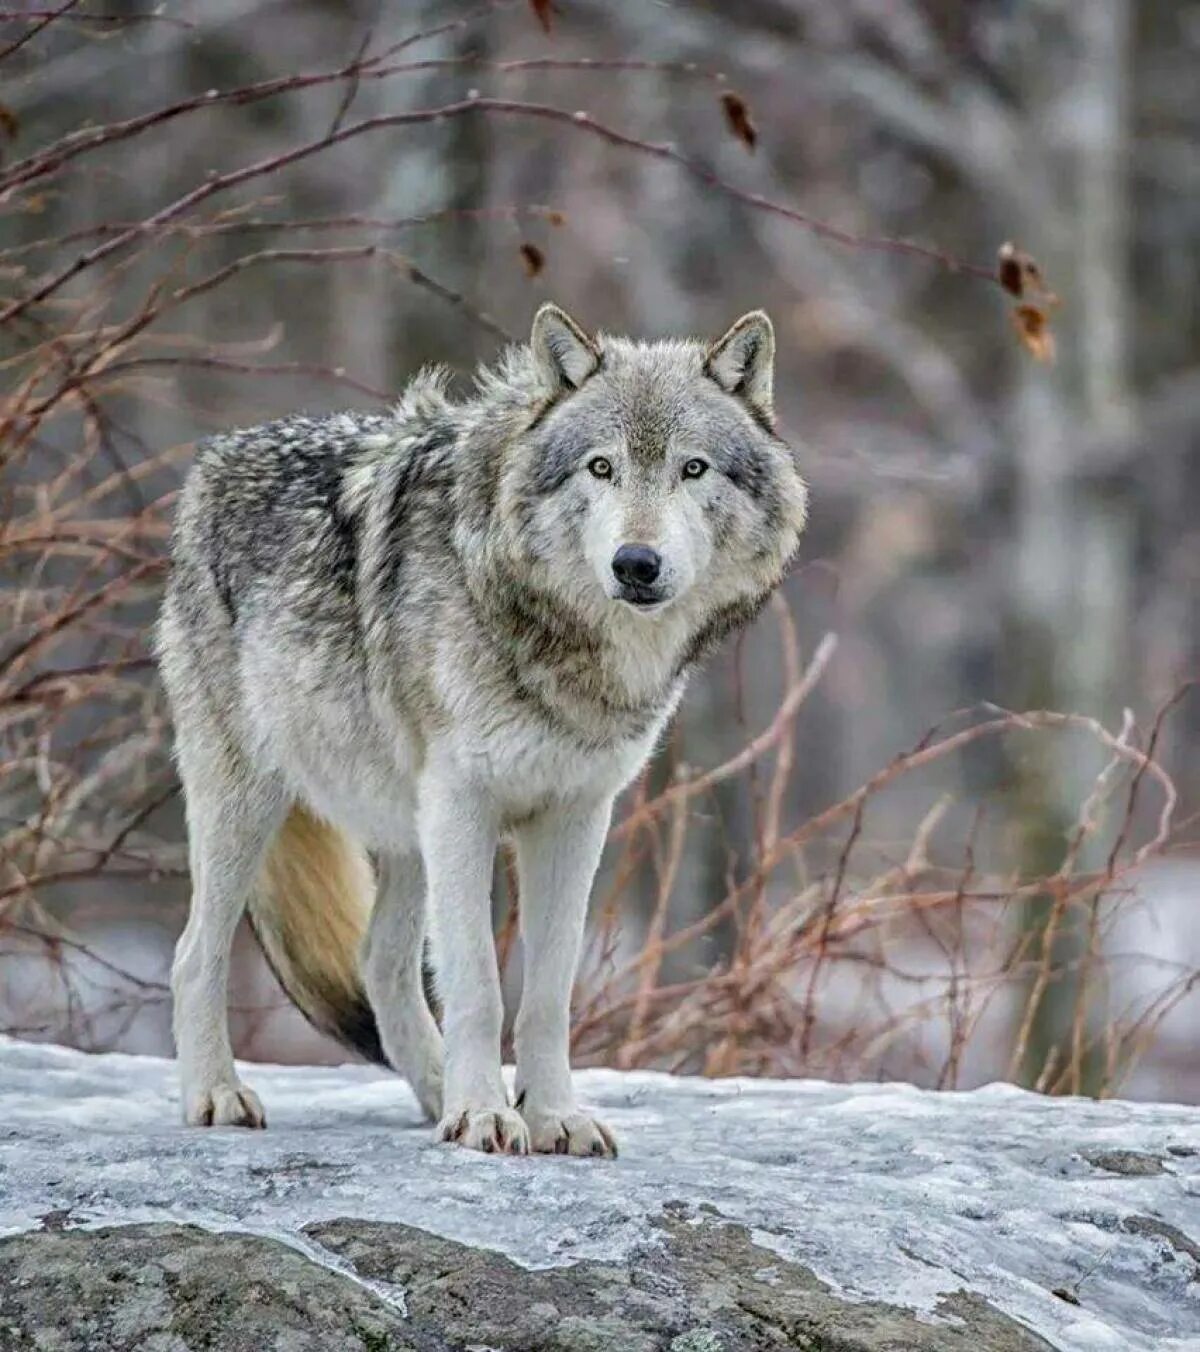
531,303 -> 601,392
704,311 -> 775,425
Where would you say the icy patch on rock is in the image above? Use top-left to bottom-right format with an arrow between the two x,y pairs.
0,1037 -> 1196,1350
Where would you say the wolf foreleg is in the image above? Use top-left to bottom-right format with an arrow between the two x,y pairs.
512,798 -> 618,1157
420,760 -> 528,1154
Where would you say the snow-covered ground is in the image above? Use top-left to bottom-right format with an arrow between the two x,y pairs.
1,1037 -> 1196,1350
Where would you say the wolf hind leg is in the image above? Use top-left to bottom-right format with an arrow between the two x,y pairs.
172,755 -> 285,1128
362,851 -> 444,1121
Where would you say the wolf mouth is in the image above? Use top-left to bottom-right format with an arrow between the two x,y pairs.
618,587 -> 670,611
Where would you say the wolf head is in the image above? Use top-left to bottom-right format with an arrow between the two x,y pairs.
492,304 -> 808,630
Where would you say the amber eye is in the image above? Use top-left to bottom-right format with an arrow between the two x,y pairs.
588,456 -> 613,480
682,458 -> 709,480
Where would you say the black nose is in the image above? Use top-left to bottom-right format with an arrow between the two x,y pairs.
612,543 -> 662,588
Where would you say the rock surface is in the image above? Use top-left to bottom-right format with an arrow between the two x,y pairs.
1,1038 -> 1197,1350
1,1216 -> 1056,1352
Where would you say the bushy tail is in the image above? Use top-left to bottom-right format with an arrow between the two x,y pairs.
246,804 -> 386,1064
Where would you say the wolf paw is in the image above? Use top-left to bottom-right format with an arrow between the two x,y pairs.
521,1106 -> 618,1158
437,1105 -> 529,1155
184,1082 -> 266,1129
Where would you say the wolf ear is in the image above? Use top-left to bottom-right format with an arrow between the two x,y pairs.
531,303 -> 601,392
704,310 -> 775,424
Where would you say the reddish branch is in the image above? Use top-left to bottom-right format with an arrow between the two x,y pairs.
2,100 -> 996,328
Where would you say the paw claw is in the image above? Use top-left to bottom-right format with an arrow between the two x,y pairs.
436,1106 -> 529,1156
184,1083 -> 265,1129
521,1106 -> 618,1159
438,1110 -> 468,1143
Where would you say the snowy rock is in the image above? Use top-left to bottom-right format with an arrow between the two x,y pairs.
0,1038 -> 1197,1351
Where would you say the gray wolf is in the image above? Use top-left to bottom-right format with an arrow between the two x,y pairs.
157,305 -> 808,1155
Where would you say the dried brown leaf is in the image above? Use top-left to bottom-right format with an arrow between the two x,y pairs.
999,243 -> 1060,361
529,0 -> 554,35
997,242 -> 1051,299
720,91 -> 757,152
519,242 -> 545,278
1012,304 -> 1056,363
998,247 -> 1023,297
0,103 -> 18,142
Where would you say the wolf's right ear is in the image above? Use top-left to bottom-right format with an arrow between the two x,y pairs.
531,304 -> 601,392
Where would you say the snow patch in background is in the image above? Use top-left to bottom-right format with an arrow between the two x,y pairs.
0,1037 -> 1197,1350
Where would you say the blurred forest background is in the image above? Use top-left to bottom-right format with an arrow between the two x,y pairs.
2,0 -> 1197,1103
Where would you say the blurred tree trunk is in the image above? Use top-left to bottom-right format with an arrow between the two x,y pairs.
385,1 -> 497,378
1009,0 -> 1134,1091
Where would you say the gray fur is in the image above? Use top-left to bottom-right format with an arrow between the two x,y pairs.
157,305 -> 808,1151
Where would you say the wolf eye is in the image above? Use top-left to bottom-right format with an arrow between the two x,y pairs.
682,458 -> 709,480
588,456 -> 613,480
